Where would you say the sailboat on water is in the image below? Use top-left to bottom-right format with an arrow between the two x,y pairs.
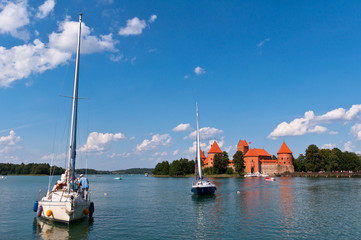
34,13 -> 94,223
191,103 -> 217,195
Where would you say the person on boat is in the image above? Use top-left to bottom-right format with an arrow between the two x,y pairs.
79,174 -> 89,199
74,177 -> 81,191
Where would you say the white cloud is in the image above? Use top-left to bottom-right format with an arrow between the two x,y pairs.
36,0 -> 55,19
136,134 -> 171,151
0,39 -> 71,87
0,0 -> 30,40
79,132 -> 126,153
194,66 -> 205,75
0,17 -> 118,88
351,123 -> 361,140
172,123 -> 191,132
321,144 -> 337,150
257,38 -> 270,47
109,152 -> 131,158
119,17 -> 146,36
186,127 -> 223,140
187,141 -> 207,154
40,152 -> 66,161
184,75 -> 189,79
153,151 -> 168,156
110,53 -> 123,62
49,17 -> 117,54
344,141 -> 354,152
173,150 -> 179,155
269,105 -> 361,139
224,145 -> 234,153
0,130 -> 21,154
329,131 -> 338,135
149,15 -> 157,23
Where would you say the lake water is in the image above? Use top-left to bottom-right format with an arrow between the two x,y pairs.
1,175 -> 361,239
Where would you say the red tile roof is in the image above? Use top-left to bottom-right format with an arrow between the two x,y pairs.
208,141 -> 222,154
244,148 -> 271,157
277,142 -> 292,154
238,139 -> 249,147
200,150 -> 206,159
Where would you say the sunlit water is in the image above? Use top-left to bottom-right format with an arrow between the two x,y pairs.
1,175 -> 361,239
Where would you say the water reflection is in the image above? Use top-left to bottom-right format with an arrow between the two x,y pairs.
33,217 -> 93,240
191,185 -> 219,239
279,177 -> 295,233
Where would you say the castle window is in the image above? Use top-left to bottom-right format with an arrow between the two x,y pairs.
284,162 -> 286,164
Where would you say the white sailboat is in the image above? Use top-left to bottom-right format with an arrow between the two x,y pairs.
34,13 -> 94,223
191,103 -> 217,195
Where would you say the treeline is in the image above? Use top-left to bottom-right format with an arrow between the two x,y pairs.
0,163 -> 64,175
294,144 -> 361,172
153,158 -> 195,176
112,168 -> 154,174
0,163 -> 118,175
153,151 -> 246,176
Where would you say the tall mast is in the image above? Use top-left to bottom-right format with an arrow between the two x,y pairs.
196,102 -> 203,180
68,13 -> 82,187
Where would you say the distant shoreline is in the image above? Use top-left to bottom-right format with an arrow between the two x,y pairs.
278,172 -> 361,178
153,172 -> 361,178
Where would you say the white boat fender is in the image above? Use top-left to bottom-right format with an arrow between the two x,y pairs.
33,201 -> 38,212
37,206 -> 43,217
89,202 -> 94,217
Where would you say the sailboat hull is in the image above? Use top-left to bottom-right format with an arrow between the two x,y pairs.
191,180 -> 217,195
38,191 -> 91,223
191,186 -> 216,195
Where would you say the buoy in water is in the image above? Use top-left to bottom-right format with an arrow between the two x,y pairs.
104,193 -> 108,196
46,209 -> 52,217
83,209 -> 89,215
33,201 -> 38,212
237,191 -> 241,194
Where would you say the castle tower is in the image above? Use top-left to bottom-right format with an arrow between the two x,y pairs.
237,139 -> 249,155
200,149 -> 206,163
277,142 -> 293,165
204,141 -> 222,168
277,142 -> 294,173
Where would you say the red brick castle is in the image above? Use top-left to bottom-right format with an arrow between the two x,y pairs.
201,139 -> 294,176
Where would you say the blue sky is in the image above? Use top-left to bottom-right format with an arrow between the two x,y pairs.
1,0 -> 361,170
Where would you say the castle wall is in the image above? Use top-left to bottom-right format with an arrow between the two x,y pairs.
244,156 -> 260,173
261,164 -> 295,176
261,164 -> 279,176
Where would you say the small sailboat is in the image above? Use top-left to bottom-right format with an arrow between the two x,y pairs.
191,103 -> 217,195
34,13 -> 94,223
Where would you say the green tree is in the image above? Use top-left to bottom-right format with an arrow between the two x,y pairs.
169,160 -> 183,176
153,161 -> 170,175
305,144 -> 322,172
232,151 -> 245,176
213,151 -> 229,174
294,154 -> 306,172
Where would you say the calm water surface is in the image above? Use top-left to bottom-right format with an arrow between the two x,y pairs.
1,175 -> 361,239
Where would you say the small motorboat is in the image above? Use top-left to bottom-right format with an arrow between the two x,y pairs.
114,177 -> 122,180
265,177 -> 276,181
0,175 -> 5,179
